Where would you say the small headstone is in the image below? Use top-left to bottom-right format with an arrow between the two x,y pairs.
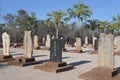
50,39 -> 62,62
76,38 -> 81,52
94,39 -> 98,50
23,31 -> 33,58
85,36 -> 88,45
46,34 -> 50,48
93,36 -> 97,45
43,37 -> 45,45
34,35 -> 38,49
98,33 -> 114,69
2,32 -> 10,56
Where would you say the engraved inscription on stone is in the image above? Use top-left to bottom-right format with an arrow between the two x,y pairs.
50,39 -> 62,62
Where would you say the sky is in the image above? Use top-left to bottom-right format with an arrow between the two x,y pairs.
0,0 -> 120,23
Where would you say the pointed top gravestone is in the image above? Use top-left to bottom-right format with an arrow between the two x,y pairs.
34,35 -> 38,49
2,32 -> 10,56
23,31 -> 33,58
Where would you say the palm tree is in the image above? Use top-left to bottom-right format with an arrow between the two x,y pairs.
99,21 -> 109,33
67,2 -> 92,30
47,10 -> 66,39
113,14 -> 120,35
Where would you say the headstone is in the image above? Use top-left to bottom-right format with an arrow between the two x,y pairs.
34,35 -> 38,49
43,37 -> 45,45
50,39 -> 62,62
76,38 -> 81,52
34,39 -> 73,73
114,36 -> 120,51
46,34 -> 50,48
98,33 -> 114,69
52,36 -> 54,39
7,31 -> 38,66
85,36 -> 88,45
2,32 -> 10,56
93,36 -> 97,45
23,31 -> 33,58
94,39 -> 98,50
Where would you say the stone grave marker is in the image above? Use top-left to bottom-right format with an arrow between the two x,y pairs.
78,33 -> 118,80
34,39 -> 73,73
8,31 -> 38,66
46,34 -> 50,48
0,32 -> 13,62
76,37 -> 82,52
34,35 -> 39,49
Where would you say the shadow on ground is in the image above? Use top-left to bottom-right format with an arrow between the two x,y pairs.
69,60 -> 91,66
0,63 -> 8,69
62,56 -> 71,59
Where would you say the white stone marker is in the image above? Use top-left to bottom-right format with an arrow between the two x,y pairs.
85,36 -> 88,45
76,38 -> 81,51
23,31 -> 33,58
34,35 -> 38,49
46,34 -> 50,48
2,32 -> 10,56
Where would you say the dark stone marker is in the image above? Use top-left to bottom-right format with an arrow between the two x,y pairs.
50,39 -> 62,62
94,39 -> 98,50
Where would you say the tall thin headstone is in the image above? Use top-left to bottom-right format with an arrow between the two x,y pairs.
76,38 -> 82,52
0,32 -> 13,62
85,36 -> 88,45
93,36 -> 97,46
46,34 -> 50,48
34,35 -> 38,49
98,33 -> 114,69
23,31 -> 33,58
2,32 -> 10,56
8,31 -> 38,66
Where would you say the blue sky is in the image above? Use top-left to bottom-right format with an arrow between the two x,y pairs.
0,0 -> 120,23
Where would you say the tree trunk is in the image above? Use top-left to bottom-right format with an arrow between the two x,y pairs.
78,17 -> 80,29
56,23 -> 58,39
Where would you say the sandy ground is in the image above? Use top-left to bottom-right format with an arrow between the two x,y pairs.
0,47 -> 120,80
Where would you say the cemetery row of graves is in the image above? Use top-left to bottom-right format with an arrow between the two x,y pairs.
1,31 -> 120,80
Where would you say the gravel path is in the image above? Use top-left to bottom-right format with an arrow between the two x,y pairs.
0,47 -> 120,80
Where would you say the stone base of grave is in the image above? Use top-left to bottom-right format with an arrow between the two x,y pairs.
88,50 -> 98,54
40,47 -> 50,50
114,51 -> 120,55
7,57 -> 38,67
34,61 -> 73,73
78,67 -> 119,80
0,55 -> 13,62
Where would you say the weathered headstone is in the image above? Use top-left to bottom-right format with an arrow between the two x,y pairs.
94,39 -> 98,50
2,32 -> 10,56
7,31 -> 38,66
46,34 -> 50,48
34,39 -> 73,73
42,37 -> 45,45
85,36 -> 88,45
93,36 -> 97,46
0,32 -> 13,61
78,33 -> 118,80
23,31 -> 33,58
76,38 -> 82,52
98,33 -> 114,69
34,35 -> 39,49
114,36 -> 120,51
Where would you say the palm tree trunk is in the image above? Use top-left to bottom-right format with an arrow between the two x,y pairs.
78,17 -> 80,29
56,27 -> 58,39
56,23 -> 58,39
